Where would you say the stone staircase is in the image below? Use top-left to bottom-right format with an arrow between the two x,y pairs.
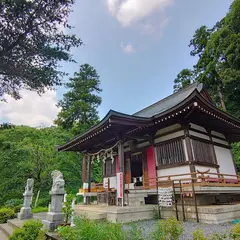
0,213 -> 48,239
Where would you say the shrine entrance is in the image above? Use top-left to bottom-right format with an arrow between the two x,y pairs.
131,153 -> 143,187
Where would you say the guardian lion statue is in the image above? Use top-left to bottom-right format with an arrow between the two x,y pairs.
51,170 -> 65,193
24,178 -> 34,194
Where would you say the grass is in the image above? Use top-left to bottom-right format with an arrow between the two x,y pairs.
32,206 -> 48,213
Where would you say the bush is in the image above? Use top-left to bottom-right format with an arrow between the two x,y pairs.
0,207 -> 15,223
36,198 -> 50,207
151,217 -> 183,240
4,199 -> 22,208
231,223 -> 240,239
9,219 -> 46,240
32,207 -> 48,213
192,229 -> 207,240
13,205 -> 22,213
57,216 -> 126,240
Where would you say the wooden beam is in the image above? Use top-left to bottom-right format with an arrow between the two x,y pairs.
86,156 -> 91,204
182,122 -> 196,174
82,155 -> 87,183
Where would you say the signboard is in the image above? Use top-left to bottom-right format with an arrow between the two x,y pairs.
158,187 -> 174,207
117,172 -> 123,198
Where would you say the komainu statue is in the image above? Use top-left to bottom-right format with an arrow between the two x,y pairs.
51,170 -> 65,193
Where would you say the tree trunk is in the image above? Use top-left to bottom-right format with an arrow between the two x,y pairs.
218,87 -> 227,111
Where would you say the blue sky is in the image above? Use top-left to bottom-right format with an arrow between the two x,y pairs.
61,0 -> 233,119
0,0 -> 234,127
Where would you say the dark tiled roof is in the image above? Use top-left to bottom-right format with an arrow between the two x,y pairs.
133,83 -> 203,117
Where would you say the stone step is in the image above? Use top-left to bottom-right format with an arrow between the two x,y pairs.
7,219 -> 24,229
0,223 -> 14,237
0,229 -> 8,240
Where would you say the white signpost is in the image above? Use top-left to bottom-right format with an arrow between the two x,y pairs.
158,187 -> 174,207
117,172 -> 123,206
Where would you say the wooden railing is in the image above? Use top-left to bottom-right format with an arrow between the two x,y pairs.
139,171 -> 240,190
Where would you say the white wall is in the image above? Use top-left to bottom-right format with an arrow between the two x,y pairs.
155,124 -> 181,136
157,165 -> 191,180
214,146 -> 236,176
103,176 -> 116,188
212,131 -> 226,139
195,165 -> 218,178
190,123 -> 207,133
154,130 -> 184,144
189,130 -> 210,140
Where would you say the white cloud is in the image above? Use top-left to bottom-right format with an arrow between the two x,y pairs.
120,43 -> 135,54
106,0 -> 173,33
0,89 -> 60,127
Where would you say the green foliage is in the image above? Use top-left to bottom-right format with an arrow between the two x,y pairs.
0,126 -> 84,205
173,69 -> 195,92
192,229 -> 207,240
9,219 -> 46,240
0,0 -> 82,100
55,64 -> 102,135
32,207 -> 48,213
57,216 -> 126,240
4,199 -> 22,208
0,207 -> 15,223
230,223 -> 240,239
36,198 -> 50,207
151,217 -> 183,240
174,0 -> 240,117
63,194 -> 75,223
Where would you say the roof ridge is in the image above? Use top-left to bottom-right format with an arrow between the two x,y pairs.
133,82 -> 200,116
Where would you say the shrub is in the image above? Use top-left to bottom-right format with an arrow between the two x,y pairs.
9,219 -> 46,240
0,207 -> 15,223
32,207 -> 48,213
151,217 -> 183,240
63,194 -> 75,224
36,198 -> 50,207
231,223 -> 240,239
192,229 -> 207,240
4,199 -> 22,208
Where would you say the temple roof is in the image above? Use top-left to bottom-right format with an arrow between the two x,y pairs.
134,83 -> 204,117
57,83 -> 240,152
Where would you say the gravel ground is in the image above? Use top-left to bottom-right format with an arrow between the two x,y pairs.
123,220 -> 233,239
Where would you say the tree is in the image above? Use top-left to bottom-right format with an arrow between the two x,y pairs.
173,69 -> 195,92
0,0 -> 82,100
55,64 -> 102,135
174,0 -> 240,116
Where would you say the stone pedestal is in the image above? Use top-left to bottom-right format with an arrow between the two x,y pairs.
43,191 -> 65,231
17,179 -> 34,220
43,170 -> 65,231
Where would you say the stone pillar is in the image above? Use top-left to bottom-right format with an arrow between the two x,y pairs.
18,178 -> 34,220
43,170 -> 65,231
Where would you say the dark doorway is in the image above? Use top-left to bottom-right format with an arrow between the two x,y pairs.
131,153 -> 143,186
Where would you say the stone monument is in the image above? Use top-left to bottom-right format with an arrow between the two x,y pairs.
43,170 -> 65,231
18,178 -> 34,220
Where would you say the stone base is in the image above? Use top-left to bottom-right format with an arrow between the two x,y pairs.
17,207 -> 33,220
42,212 -> 64,231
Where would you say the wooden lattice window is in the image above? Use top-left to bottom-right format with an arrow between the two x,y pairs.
191,139 -> 215,164
156,138 -> 185,165
104,159 -> 116,176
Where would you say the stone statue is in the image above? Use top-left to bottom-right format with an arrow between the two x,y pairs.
18,178 -> 34,220
51,170 -> 65,193
24,178 -> 34,195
